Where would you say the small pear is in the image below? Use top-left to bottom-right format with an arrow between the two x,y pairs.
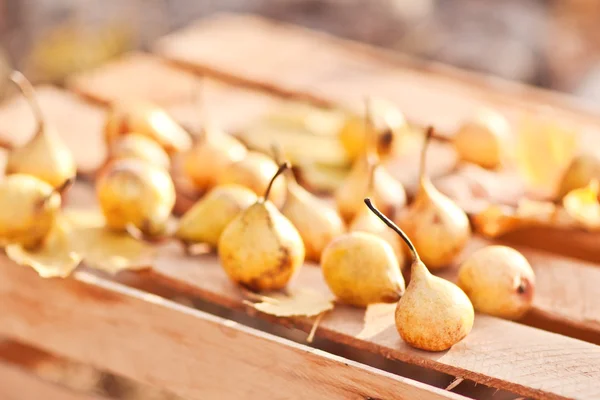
104,100 -> 192,154
350,206 -> 405,265
96,158 -> 175,237
107,133 -> 170,170
457,245 -> 535,320
556,153 -> 600,199
396,127 -> 471,269
5,71 -> 76,189
218,163 -> 304,292
218,151 -> 287,208
0,174 -> 71,249
176,184 -> 257,248
365,198 -> 474,352
335,99 -> 406,222
453,108 -> 511,169
183,124 -> 247,192
321,231 -> 405,307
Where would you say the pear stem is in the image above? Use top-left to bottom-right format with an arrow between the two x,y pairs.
364,197 -> 420,265
36,177 -> 74,210
9,70 -> 44,138
419,126 -> 435,185
264,162 -> 290,201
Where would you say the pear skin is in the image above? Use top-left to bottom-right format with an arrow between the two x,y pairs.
321,231 -> 405,307
350,206 -> 405,265
365,198 -> 474,352
108,133 -> 170,170
176,184 -> 257,248
458,245 -> 535,320
556,153 -> 600,199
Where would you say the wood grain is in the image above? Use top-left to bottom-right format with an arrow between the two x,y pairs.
0,263 -> 466,400
0,86 -> 106,175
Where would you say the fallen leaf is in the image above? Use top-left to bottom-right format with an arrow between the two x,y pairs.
5,220 -> 82,278
244,288 -> 334,317
356,303 -> 396,340
563,180 -> 600,230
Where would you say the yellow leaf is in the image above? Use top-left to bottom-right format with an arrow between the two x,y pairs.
563,180 -> 600,230
244,288 -> 335,317
5,220 -> 82,278
356,303 -> 396,340
70,226 -> 155,275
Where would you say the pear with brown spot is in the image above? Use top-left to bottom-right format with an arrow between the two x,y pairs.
366,198 -> 474,352
458,245 -> 535,320
218,163 -> 304,292
396,127 -> 471,270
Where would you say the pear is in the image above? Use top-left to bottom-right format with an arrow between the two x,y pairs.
107,133 -> 170,170
335,99 -> 406,222
218,163 -> 304,291
104,100 -> 192,154
453,108 -> 511,169
183,124 -> 247,192
96,158 -> 175,237
457,245 -> 535,320
321,231 -> 405,307
350,206 -> 405,265
365,198 -> 474,352
218,151 -> 287,208
396,127 -> 471,269
0,174 -> 71,249
176,184 -> 257,248
5,71 -> 76,189
556,153 -> 600,199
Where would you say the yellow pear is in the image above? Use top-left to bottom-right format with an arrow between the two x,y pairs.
176,184 -> 257,248
107,133 -> 170,170
5,71 -> 76,189
183,124 -> 247,192
350,206 -> 405,265
0,174 -> 70,249
458,245 -> 535,320
104,100 -> 192,154
218,163 -> 304,291
556,153 -> 600,199
96,158 -> 175,237
218,151 -> 287,208
321,231 -> 405,307
366,198 -> 474,352
396,127 -> 471,269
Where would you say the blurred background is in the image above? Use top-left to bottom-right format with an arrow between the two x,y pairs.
2,0 -> 600,104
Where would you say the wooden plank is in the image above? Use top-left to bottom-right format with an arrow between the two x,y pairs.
0,263 -> 466,400
0,86 -> 106,175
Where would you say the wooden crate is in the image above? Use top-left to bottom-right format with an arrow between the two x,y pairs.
1,13 -> 600,400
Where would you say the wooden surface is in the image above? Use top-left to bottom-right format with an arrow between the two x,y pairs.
0,262 -> 467,400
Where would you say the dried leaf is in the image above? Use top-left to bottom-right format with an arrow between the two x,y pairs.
70,226 -> 155,274
356,303 -> 396,340
244,288 -> 334,317
563,180 -> 600,230
5,220 -> 82,278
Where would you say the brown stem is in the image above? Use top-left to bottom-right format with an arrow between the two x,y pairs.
9,70 -> 44,138
364,197 -> 420,265
271,142 -> 295,183
264,162 -> 290,201
419,126 -> 435,185
36,177 -> 75,211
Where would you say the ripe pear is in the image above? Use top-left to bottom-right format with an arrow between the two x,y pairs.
107,133 -> 170,170
218,163 -> 304,291
104,100 -> 192,154
556,153 -> 600,199
365,198 -> 474,352
176,184 -> 257,248
5,71 -> 76,189
0,174 -> 71,249
218,151 -> 287,208
96,158 -> 175,237
183,124 -> 247,192
453,108 -> 511,169
350,206 -> 405,265
321,231 -> 405,307
396,127 -> 471,269
336,100 -> 406,222
457,245 -> 535,320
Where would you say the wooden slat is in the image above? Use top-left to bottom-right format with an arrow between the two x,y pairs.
0,263 -> 466,400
